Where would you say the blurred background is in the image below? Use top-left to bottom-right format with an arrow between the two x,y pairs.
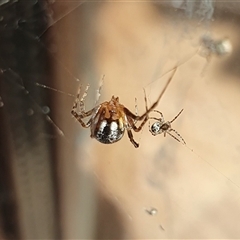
1,0 -> 240,239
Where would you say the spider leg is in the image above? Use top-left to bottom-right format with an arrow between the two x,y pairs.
127,129 -> 139,148
148,117 -> 162,121
95,75 -> 105,106
167,131 -> 180,142
127,114 -> 149,132
136,66 -> 177,120
71,84 -> 92,128
124,89 -> 150,132
170,109 -> 184,123
152,110 -> 164,119
79,84 -> 90,113
124,67 -> 177,121
168,129 -> 186,144
124,66 -> 177,140
72,84 -> 90,114
129,89 -> 151,132
71,108 -> 94,128
148,120 -> 151,131
148,110 -> 164,122
135,97 -> 138,116
143,88 -> 148,113
133,97 -> 138,124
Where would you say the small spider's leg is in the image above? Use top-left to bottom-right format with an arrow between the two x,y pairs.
168,129 -> 186,144
127,129 -> 139,148
167,131 -> 180,142
170,109 -> 184,123
145,93 -> 164,130
148,117 -> 162,121
152,110 -> 164,120
137,66 -> 177,120
148,120 -> 151,131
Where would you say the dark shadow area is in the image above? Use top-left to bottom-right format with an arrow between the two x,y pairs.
96,191 -> 126,239
0,0 -> 60,238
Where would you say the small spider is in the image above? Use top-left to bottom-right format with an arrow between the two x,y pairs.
71,68 -> 177,148
149,109 -> 186,144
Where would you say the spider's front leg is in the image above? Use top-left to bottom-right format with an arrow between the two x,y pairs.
71,84 -> 93,128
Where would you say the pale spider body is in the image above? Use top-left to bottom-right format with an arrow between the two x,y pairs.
71,67 -> 177,148
150,120 -> 171,136
149,109 -> 186,144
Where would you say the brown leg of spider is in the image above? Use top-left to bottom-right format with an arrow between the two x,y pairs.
127,129 -> 139,148
143,88 -> 148,113
136,67 -> 178,120
124,106 -> 148,132
170,109 -> 184,123
124,89 -> 149,132
144,90 -> 164,121
132,88 -> 150,132
124,67 -> 177,122
127,114 -> 149,133
135,97 -> 138,116
71,108 -> 94,128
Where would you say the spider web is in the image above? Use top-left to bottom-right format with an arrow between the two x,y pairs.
1,0 -> 240,239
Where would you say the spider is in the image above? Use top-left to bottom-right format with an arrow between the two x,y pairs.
149,109 -> 186,144
71,67 -> 177,148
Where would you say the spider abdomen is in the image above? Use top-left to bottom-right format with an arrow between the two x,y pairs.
151,122 -> 162,135
93,120 -> 125,144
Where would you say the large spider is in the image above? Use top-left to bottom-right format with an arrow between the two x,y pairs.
71,68 -> 177,148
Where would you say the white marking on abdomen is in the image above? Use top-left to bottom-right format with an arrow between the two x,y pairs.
110,121 -> 118,131
99,120 -> 107,131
